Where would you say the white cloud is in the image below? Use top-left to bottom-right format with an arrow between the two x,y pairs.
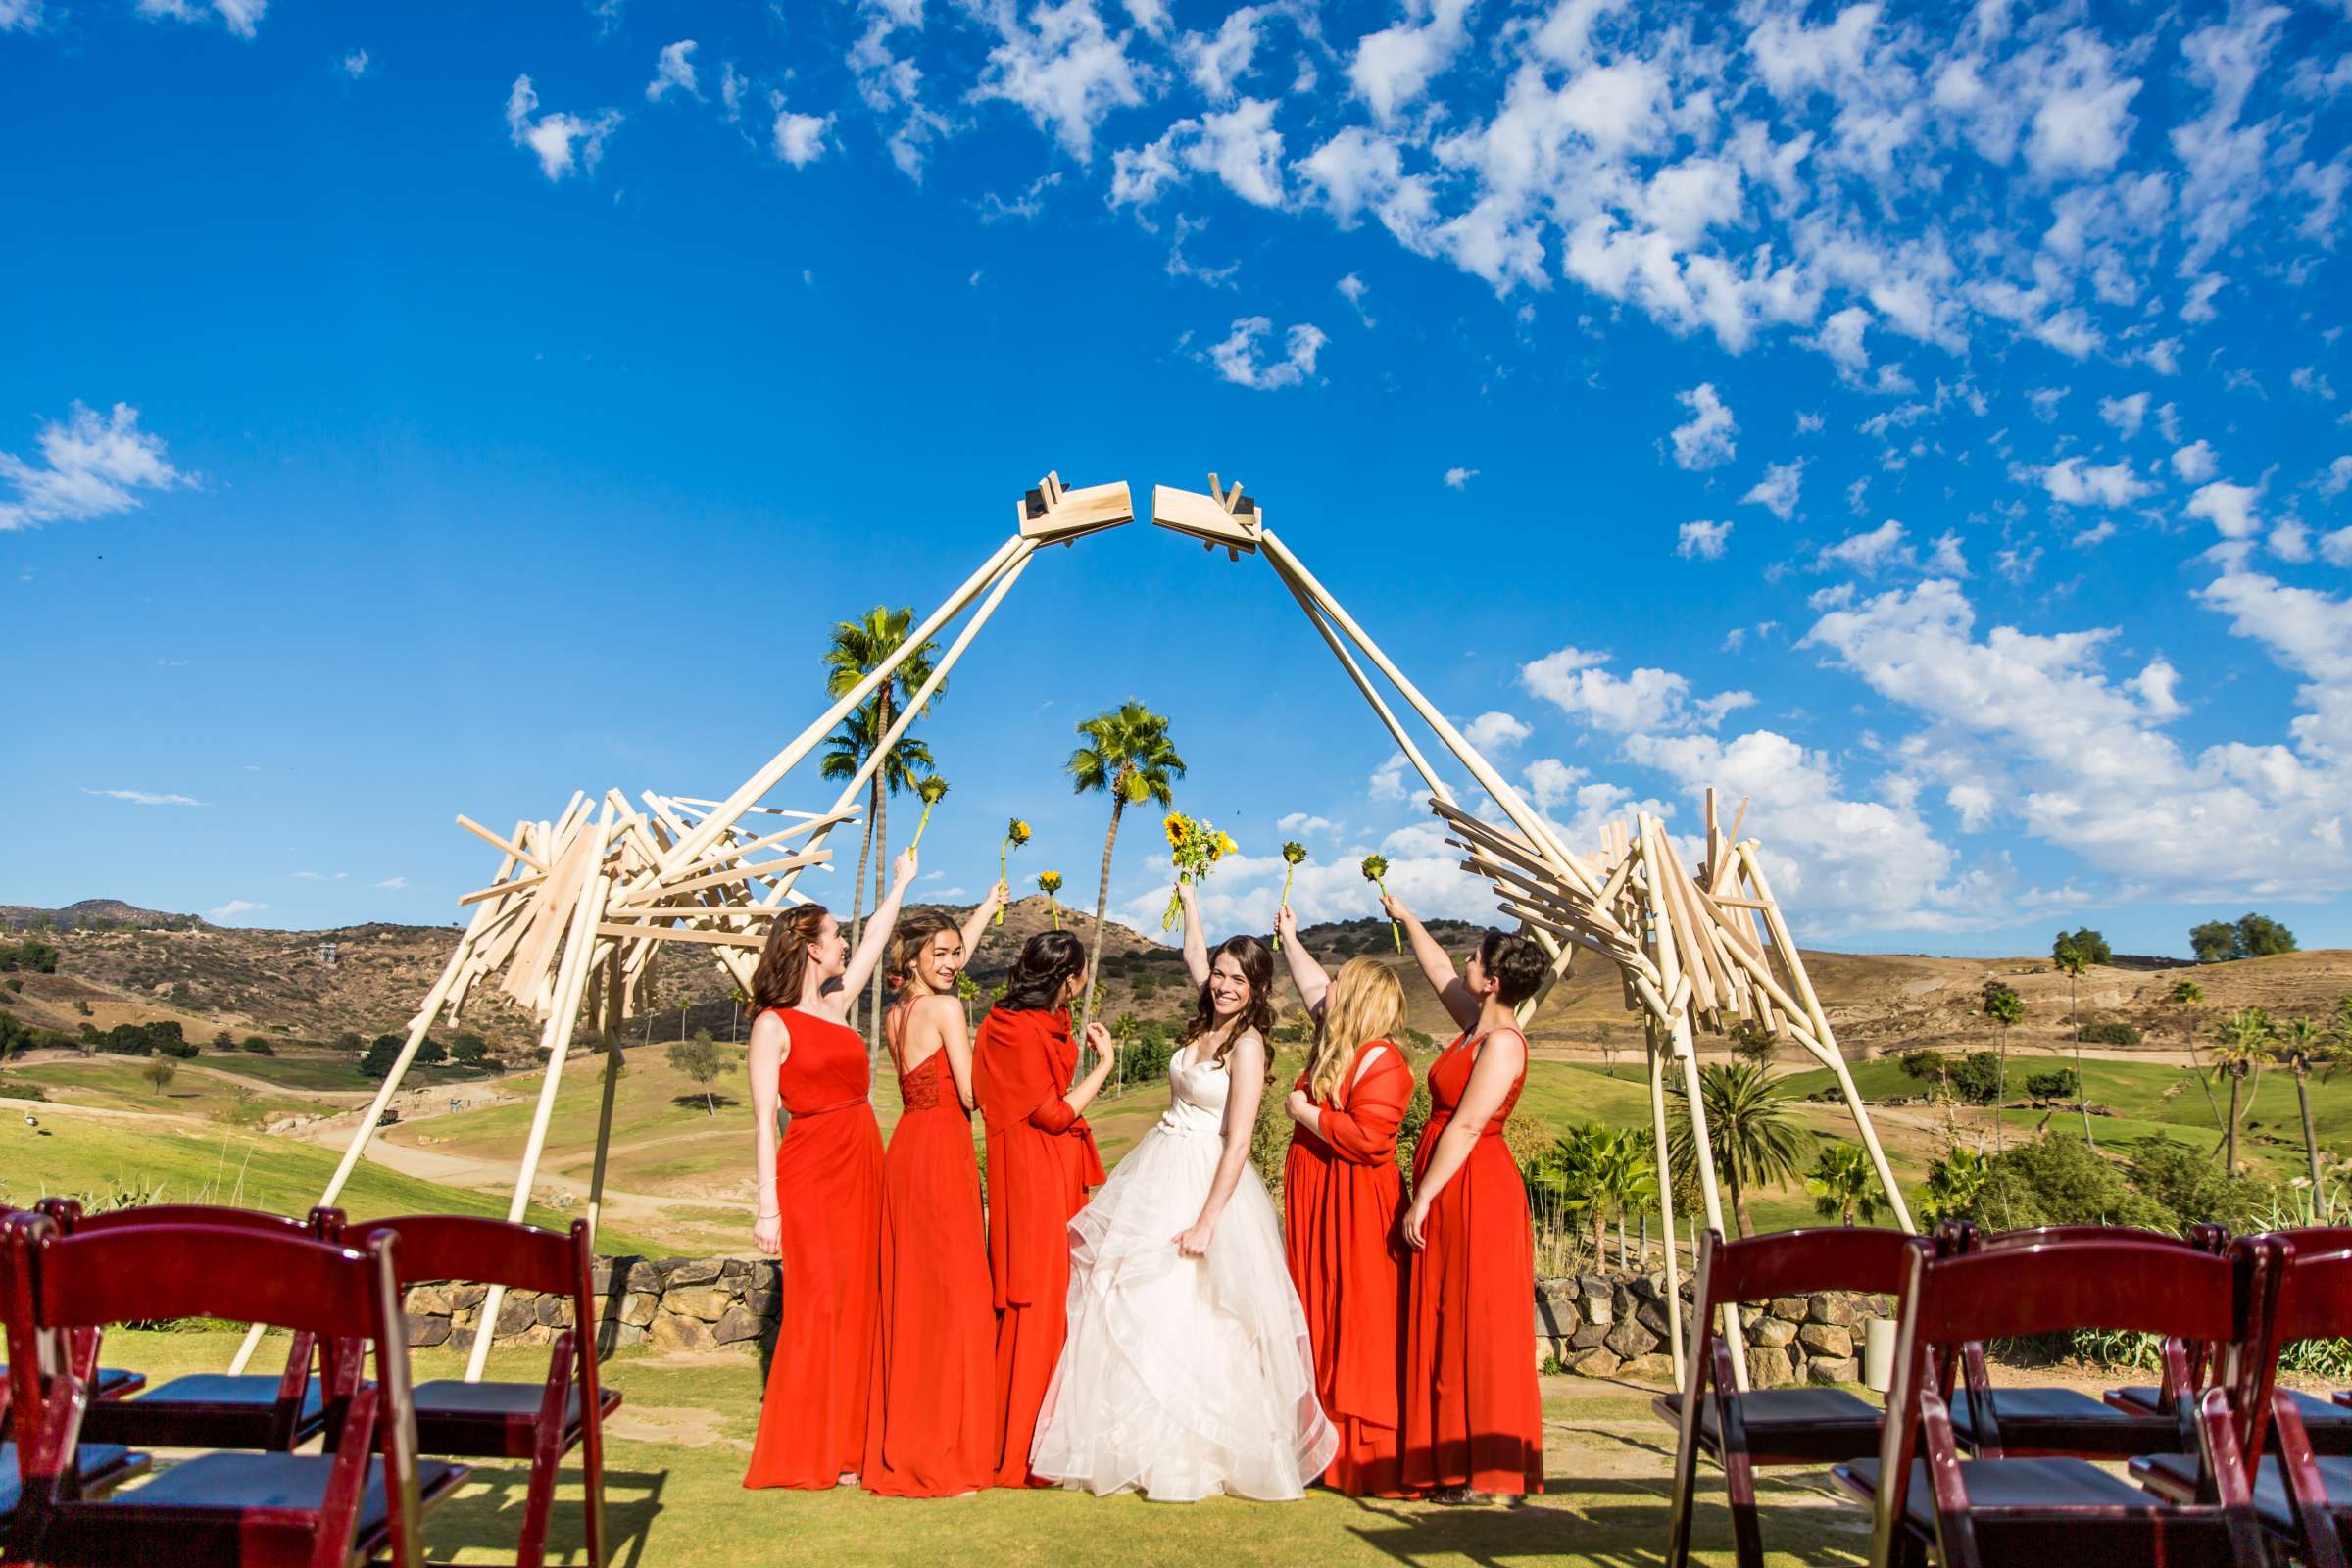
2172,440 -> 2219,484
1819,518 -> 1911,575
0,0 -> 42,29
1368,752 -> 1413,801
1276,811 -> 1341,836
1521,645 -> 1752,732
373,876 -> 408,890
2185,479 -> 2262,540
972,0 -> 1149,164
1203,317 -> 1325,389
773,110 -> 833,166
0,403 -> 187,532
1740,458 -> 1803,519
505,75 -> 621,181
1463,710 -> 1532,751
646,39 -> 700,103
1337,272 -> 1374,325
1348,0 -> 1475,123
2320,457 -> 2352,501
341,48 -> 368,78
2096,391 -> 2149,439
1177,6 -> 1262,99
83,787 -> 202,807
2041,456 -> 2152,509
1444,466 -> 1477,489
1677,518 -> 1732,560
207,900 -> 267,922
135,0 -> 262,38
1668,382 -> 1737,470
289,870 -> 345,882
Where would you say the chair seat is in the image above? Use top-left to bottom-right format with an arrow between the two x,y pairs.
411,1378 -> 623,1460
0,1364 -> 146,1400
1656,1386 -> 1883,1463
0,1443 -> 148,1523
2134,1451 -> 2352,1530
1840,1454 -> 2168,1531
1949,1385 -> 2172,1456
39,1451 -> 469,1568
2114,1386 -> 2352,1448
78,1373 -> 324,1446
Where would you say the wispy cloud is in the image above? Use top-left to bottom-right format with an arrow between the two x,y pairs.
83,787 -> 202,807
207,899 -> 267,921
0,403 -> 187,532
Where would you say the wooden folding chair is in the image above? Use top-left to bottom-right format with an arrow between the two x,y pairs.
1659,1225 -> 1915,1568
0,1213 -> 469,1568
0,1206 -> 143,1441
359,1216 -> 619,1568
1835,1233 -> 2278,1568
1937,1222 -> 2231,1459
0,1212 -> 149,1545
2133,1240 -> 2352,1568
40,1201 -> 346,1451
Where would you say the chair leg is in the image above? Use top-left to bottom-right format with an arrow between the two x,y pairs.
514,1423 -> 569,1568
1721,1450 -> 1766,1568
581,1440 -> 609,1568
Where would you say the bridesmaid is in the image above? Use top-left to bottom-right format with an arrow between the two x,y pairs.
972,929 -> 1116,1488
1274,906 -> 1414,1496
862,881 -> 1007,1498
1384,894 -> 1548,1503
743,847 -> 916,1491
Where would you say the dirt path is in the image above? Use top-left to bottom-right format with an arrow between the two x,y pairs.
311,1124 -> 745,1237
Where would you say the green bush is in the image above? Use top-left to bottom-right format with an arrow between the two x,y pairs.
1899,1049 -> 2002,1104
2078,1021 -> 2141,1045
239,1036 -> 274,1054
0,940 -> 60,974
2024,1067 -> 2078,1102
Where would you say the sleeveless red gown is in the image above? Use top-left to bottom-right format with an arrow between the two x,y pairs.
862,1022 -> 995,1497
972,1006 -> 1104,1488
1284,1041 -> 1414,1496
1401,1030 -> 1544,1496
744,1007 -> 883,1490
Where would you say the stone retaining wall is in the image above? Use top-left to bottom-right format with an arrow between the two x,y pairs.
407,1255 -> 1885,1391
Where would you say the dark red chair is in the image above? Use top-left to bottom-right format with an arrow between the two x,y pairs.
358,1216 -> 618,1568
2134,1241 -> 2352,1568
1937,1222 -> 2232,1459
1835,1233 -> 2278,1568
0,1213 -> 468,1568
0,1212 -> 149,1543
1659,1225 -> 1914,1568
0,1205 -> 143,1440
40,1201 -> 345,1451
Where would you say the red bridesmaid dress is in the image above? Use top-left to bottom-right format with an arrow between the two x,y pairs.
1284,1041 -> 1414,1496
972,1006 -> 1105,1488
1401,1029 -> 1544,1496
862,1013 -> 995,1497
744,1007 -> 883,1490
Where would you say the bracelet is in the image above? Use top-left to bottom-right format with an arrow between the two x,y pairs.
758,1209 -> 780,1220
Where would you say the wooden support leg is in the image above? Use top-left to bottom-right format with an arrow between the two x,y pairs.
585,943 -> 626,1248
1649,1027 -> 1686,1390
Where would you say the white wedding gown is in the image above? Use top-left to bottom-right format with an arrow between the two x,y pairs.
1029,1044 -> 1338,1501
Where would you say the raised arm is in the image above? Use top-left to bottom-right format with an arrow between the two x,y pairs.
839,848 -> 918,1002
747,1009 -> 788,1256
957,880 -> 1009,965
1178,879 -> 1209,987
1402,1028 -> 1525,1250
929,995 -> 978,1113
1273,904 -> 1331,1017
1386,891 -> 1478,1032
1176,1031 -> 1267,1257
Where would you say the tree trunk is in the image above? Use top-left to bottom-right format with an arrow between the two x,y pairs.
1616,1210 -> 1628,1269
2069,974 -> 2079,1040
2226,1073 -> 2242,1173
846,796 -> 875,1036
1592,1208 -> 1606,1263
1079,790 -> 1126,1045
2074,1035 -> 2094,1149
1994,1030 -> 2007,1157
1727,1165 -> 1750,1240
703,1088 -> 714,1117
2297,1064 -> 2322,1195
868,702 -> 891,1064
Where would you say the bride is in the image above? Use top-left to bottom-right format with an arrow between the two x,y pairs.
1028,879 -> 1337,1501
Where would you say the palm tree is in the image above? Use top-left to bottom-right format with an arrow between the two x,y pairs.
2169,977 -> 2225,1133
2277,1017 -> 2342,1196
1918,1145 -> 1990,1225
2212,1006 -> 2273,1175
821,606 -> 943,1054
1066,702 -> 1185,1041
1805,1143 -> 1886,1226
1595,1129 -> 1659,1267
1983,981 -> 2023,1156
2052,940 -> 2093,1147
1667,1061 -> 1813,1239
1594,1022 -> 1616,1079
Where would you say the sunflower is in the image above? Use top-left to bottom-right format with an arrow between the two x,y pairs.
909,775 -> 950,849
1275,840 -> 1307,950
1361,854 -> 1398,953
1037,869 -> 1064,928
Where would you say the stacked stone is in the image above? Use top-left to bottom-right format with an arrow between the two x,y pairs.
400,1254 -> 781,1355
1534,1271 -> 1888,1387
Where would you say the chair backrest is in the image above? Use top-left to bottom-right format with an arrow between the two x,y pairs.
1954,1221 -> 2227,1253
38,1200 -> 346,1241
1694,1226 -> 1917,1314
356,1216 -> 604,1419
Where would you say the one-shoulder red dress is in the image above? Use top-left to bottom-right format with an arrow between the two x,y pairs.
1284,1040 -> 1414,1496
972,1006 -> 1104,1489
862,1013 -> 995,1497
744,1007 -> 883,1490
1401,1030 -> 1544,1496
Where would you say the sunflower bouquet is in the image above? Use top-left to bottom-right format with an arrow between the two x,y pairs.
1037,869 -> 1063,929
998,818 -> 1030,926
909,775 -> 950,850
1361,853 -> 1398,953
1274,841 -> 1307,950
1162,811 -> 1238,931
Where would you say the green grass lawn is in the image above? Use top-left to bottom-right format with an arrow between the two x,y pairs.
94,1330 -> 1867,1566
195,1053 -> 497,1094
1,1057 -> 329,1122
0,1114 -> 665,1255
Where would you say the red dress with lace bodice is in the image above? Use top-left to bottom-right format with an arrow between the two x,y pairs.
1401,1029 -> 1544,1495
862,1013 -> 995,1496
744,1007 -> 883,1490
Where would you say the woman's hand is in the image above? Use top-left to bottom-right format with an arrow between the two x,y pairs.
1381,890 -> 1411,924
1174,1216 -> 1216,1257
890,847 -> 918,890
1284,1087 -> 1314,1124
986,879 -> 1009,911
754,1211 -> 782,1256
1176,877 -> 1197,907
1273,903 -> 1297,944
1084,1020 -> 1117,1059
1401,1196 -> 1432,1251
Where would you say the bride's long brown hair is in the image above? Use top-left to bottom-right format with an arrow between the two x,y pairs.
1179,934 -> 1277,1079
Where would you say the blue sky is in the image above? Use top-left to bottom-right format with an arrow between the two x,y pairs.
4,0 -> 2350,959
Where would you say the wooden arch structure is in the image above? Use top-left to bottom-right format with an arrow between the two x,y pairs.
234,470 -> 1912,1389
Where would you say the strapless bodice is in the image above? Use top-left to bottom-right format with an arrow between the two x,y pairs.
1155,1048 -> 1231,1138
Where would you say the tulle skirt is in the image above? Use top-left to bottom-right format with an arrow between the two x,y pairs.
1029,1123 -> 1337,1502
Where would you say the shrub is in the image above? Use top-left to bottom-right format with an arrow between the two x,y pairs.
450,1033 -> 489,1064
2078,1021 -> 2141,1046
100,1023 -> 151,1056
1900,1048 -> 2002,1104
0,940 -> 60,974
5,979 -> 21,995
1123,1020 -> 1174,1084
239,1036 -> 274,1054
2024,1067 -> 2078,1102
